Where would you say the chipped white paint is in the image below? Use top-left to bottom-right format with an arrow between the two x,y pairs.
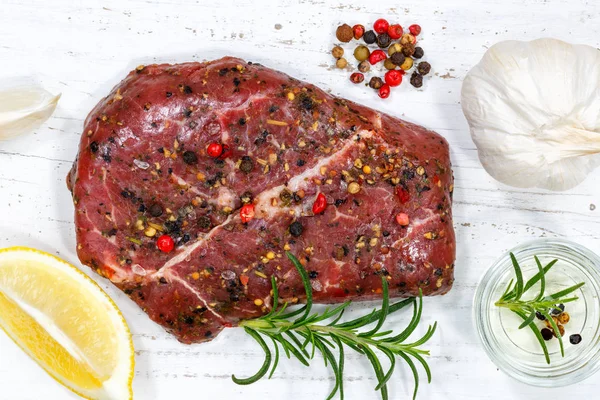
1,0 -> 600,399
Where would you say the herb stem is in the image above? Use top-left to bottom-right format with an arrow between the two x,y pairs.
234,252 -> 436,400
495,253 -> 585,364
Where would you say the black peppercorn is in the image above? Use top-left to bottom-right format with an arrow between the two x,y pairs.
182,150 -> 198,165
239,156 -> 254,173
149,203 -> 163,217
390,52 -> 406,66
308,271 -> 319,279
240,191 -> 253,204
570,334 -> 582,345
551,304 -> 565,316
289,221 -> 303,237
369,77 -> 384,89
363,30 -> 376,44
417,61 -> 432,76
376,33 -> 391,48
89,141 -> 99,153
410,73 -> 423,88
296,159 -> 306,167
541,328 -> 553,341
535,311 -> 546,321
198,216 -> 211,229
300,95 -> 314,110
413,47 -> 424,59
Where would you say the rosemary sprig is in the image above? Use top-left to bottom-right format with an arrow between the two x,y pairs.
233,252 -> 436,400
495,253 -> 585,364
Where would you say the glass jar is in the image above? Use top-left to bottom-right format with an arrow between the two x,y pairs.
473,238 -> 600,387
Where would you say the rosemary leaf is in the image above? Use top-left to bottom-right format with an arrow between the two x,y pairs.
496,253 -> 585,364
232,327 -> 272,384
235,252 -> 436,399
510,252 -> 525,300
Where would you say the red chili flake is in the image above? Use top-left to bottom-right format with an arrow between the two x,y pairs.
396,187 -> 410,204
219,144 -> 232,159
384,70 -> 403,87
396,212 -> 410,226
388,24 -> 403,39
240,274 -> 250,286
352,24 -> 365,39
378,84 -> 391,99
432,175 -> 440,185
368,49 -> 387,65
207,142 -> 223,158
409,24 -> 421,36
350,72 -> 365,84
312,193 -> 327,215
157,234 -> 175,253
373,18 -> 389,34
240,204 -> 255,223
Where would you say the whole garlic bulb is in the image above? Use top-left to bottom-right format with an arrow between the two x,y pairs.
461,38 -> 600,191
0,85 -> 60,141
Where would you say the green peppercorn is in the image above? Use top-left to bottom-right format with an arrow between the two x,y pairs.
358,60 -> 370,73
384,59 -> 397,70
400,57 -> 414,71
353,45 -> 370,62
331,45 -> 344,59
413,47 -> 424,59
390,52 -> 406,66
336,58 -> 348,69
363,30 -> 376,44
376,33 -> 391,48
388,43 -> 402,56
417,61 -> 431,76
369,77 -> 384,89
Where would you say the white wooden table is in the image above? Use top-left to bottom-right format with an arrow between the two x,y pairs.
1,0 -> 599,399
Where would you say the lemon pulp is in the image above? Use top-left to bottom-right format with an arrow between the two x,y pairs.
0,247 -> 133,400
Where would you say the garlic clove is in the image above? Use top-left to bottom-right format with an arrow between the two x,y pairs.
0,85 -> 60,141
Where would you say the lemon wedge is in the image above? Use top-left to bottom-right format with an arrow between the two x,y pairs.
0,247 -> 134,400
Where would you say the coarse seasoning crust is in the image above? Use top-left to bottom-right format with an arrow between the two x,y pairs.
67,57 -> 455,344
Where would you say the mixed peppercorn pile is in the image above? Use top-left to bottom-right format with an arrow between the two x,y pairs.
536,304 -> 583,345
333,19 -> 432,98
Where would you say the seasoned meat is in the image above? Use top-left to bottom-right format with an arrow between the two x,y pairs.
67,57 -> 455,344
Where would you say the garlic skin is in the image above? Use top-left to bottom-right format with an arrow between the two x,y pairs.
461,38 -> 600,191
0,85 -> 60,141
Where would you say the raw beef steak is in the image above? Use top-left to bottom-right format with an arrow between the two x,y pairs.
67,57 -> 455,344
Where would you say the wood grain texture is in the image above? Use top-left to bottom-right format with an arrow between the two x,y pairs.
1,0 -> 599,399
